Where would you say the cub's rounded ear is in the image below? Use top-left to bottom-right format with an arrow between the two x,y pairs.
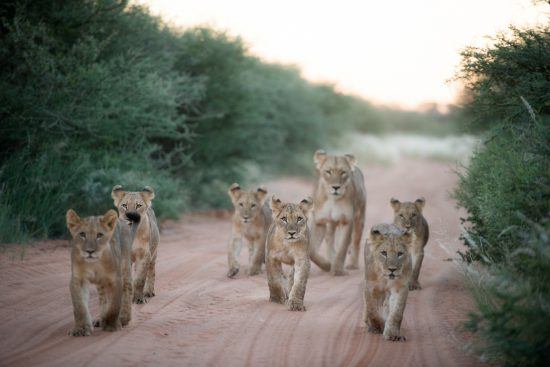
255,185 -> 268,204
66,209 -> 81,234
228,183 -> 242,202
370,225 -> 386,244
314,149 -> 327,170
415,197 -> 426,211
390,197 -> 401,211
100,209 -> 118,232
141,186 -> 155,203
270,195 -> 283,214
344,154 -> 357,171
111,185 -> 125,206
299,197 -> 314,214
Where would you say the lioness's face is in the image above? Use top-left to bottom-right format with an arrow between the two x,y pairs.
391,197 -> 425,231
270,196 -> 313,242
370,224 -> 412,280
66,209 -> 118,262
111,185 -> 155,222
314,150 -> 356,198
228,184 -> 267,224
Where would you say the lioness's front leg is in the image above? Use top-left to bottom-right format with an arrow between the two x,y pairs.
227,234 -> 242,278
324,222 -> 336,262
309,223 -> 331,272
69,278 -> 92,337
287,258 -> 310,311
383,287 -> 409,341
248,238 -> 264,276
133,252 -> 151,304
102,279 -> 123,332
348,205 -> 365,270
332,223 -> 352,276
267,257 -> 287,304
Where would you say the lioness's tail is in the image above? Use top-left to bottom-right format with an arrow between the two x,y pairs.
309,249 -> 331,272
125,212 -> 141,240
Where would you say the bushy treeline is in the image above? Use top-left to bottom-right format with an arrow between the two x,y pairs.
454,19 -> 550,366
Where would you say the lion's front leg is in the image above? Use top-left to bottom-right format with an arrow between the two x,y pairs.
102,278 -> 123,332
267,257 -> 287,304
383,287 -> 409,341
120,256 -> 133,326
409,248 -> 424,290
363,287 -> 384,334
308,223 -> 331,272
331,223 -> 352,276
248,238 -> 264,276
93,286 -> 107,328
144,239 -> 158,298
287,258 -> 310,311
325,223 -> 336,262
69,277 -> 92,336
133,251 -> 150,304
227,234 -> 242,278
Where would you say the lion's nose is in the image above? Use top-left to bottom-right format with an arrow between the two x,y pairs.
332,185 -> 340,191
85,250 -> 94,255
388,267 -> 397,273
288,231 -> 296,237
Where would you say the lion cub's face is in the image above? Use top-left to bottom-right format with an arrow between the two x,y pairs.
111,185 -> 155,221
66,209 -> 118,262
370,224 -> 412,280
270,196 -> 313,242
228,183 -> 267,224
314,150 -> 356,198
390,197 -> 425,231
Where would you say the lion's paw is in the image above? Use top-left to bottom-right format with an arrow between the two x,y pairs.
286,298 -> 306,311
68,324 -> 92,337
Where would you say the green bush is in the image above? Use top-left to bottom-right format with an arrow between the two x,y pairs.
454,8 -> 550,365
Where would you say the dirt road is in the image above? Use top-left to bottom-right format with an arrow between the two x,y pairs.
0,159 -> 484,367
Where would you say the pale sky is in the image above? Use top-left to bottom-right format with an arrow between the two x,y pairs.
138,0 -> 548,109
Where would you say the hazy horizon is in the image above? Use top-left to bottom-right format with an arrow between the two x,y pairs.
137,0 -> 548,110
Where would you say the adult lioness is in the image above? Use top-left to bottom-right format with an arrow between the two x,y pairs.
364,223 -> 413,341
227,183 -> 271,278
112,185 -> 160,303
66,209 -> 139,336
390,197 -> 429,290
266,196 -> 313,311
311,150 -> 366,275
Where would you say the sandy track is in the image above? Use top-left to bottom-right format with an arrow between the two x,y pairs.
0,159 -> 484,367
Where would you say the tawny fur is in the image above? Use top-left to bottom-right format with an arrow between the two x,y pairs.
66,209 -> 137,336
390,197 -> 429,290
311,150 -> 367,275
227,183 -> 271,278
266,196 -> 313,311
363,223 -> 413,341
112,185 -> 160,303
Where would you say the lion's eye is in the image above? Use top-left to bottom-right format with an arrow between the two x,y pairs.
251,204 -> 256,208
297,216 -> 303,222
281,217 -> 287,223
97,233 -> 104,239
121,203 -> 127,209
79,232 -> 86,239
397,251 -> 404,257
325,170 -> 331,175
239,203 -> 244,207
399,214 -> 404,218
381,251 -> 387,257
411,213 -> 416,217
136,203 -> 142,209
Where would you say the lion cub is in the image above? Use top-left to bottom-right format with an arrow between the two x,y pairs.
112,185 -> 160,303
66,209 -> 138,336
227,183 -> 271,278
364,223 -> 413,341
390,197 -> 429,290
266,196 -> 313,311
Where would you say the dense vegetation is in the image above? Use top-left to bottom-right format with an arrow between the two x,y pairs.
454,18 -> 550,366
0,0 -> 460,242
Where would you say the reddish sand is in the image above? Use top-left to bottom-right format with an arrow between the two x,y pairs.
0,159 -> 485,367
